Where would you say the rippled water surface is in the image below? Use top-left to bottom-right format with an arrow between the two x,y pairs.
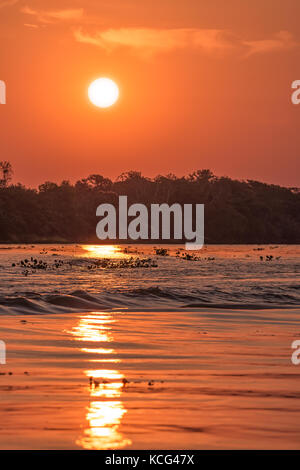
0,244 -> 299,312
1,308 -> 300,449
0,245 -> 300,449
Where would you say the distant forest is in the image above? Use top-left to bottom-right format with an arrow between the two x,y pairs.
0,162 -> 299,244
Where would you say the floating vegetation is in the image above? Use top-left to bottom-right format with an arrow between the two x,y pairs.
89,376 -> 163,390
12,257 -> 65,276
89,257 -> 158,270
12,256 -> 158,276
178,252 -> 200,261
154,248 -> 169,256
122,246 -> 141,255
12,254 -> 158,276
14,257 -> 64,270
176,251 -> 215,261
259,255 -> 281,261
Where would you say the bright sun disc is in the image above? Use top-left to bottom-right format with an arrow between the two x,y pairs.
88,78 -> 119,108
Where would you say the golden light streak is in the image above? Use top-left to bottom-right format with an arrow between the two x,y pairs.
71,311 -> 131,449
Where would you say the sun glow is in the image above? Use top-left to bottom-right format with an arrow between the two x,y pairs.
88,78 -> 119,108
82,245 -> 122,258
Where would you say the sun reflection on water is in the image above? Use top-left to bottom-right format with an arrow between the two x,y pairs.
70,312 -> 131,450
81,401 -> 129,450
71,314 -> 114,343
81,245 -> 123,258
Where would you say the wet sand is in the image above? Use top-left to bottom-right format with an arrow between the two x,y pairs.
1,308 -> 300,449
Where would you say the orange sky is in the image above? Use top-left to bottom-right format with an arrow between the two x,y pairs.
0,0 -> 300,187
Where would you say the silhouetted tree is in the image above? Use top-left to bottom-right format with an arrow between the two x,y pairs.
0,161 -> 13,187
0,163 -> 299,243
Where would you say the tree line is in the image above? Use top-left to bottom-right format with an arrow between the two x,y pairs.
0,163 -> 299,244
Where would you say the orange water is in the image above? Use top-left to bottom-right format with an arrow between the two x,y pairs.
1,308 -> 300,449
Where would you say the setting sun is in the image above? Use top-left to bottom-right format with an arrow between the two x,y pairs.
88,78 -> 119,108
1,0 -> 300,455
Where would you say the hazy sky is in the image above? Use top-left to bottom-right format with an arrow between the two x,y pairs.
0,0 -> 300,187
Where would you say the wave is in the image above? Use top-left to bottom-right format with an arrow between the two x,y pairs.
0,286 -> 299,315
